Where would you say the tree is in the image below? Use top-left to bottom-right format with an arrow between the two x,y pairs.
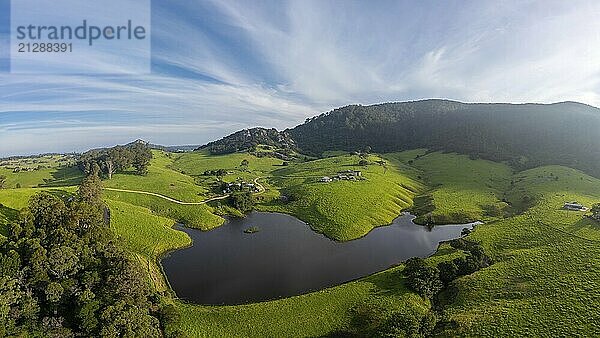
404,257 -> 443,299
130,143 -> 152,175
230,191 -> 255,212
241,159 -> 249,167
358,159 -> 369,166
453,256 -> 479,276
438,260 -> 458,285
592,203 -> 600,221
0,177 -> 166,336
78,170 -> 103,205
0,175 -> 6,189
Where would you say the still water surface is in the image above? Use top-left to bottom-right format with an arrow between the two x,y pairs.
161,211 -> 478,305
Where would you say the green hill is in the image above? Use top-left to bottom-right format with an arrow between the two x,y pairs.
197,100 -> 600,177
289,100 -> 600,177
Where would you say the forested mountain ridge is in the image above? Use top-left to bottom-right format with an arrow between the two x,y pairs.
197,127 -> 296,154
291,100 -> 600,176
199,100 -> 600,176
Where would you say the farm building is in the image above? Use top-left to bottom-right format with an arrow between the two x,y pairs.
338,170 -> 362,177
563,202 -> 587,211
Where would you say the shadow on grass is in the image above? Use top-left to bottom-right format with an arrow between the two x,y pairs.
0,204 -> 20,236
365,269 -> 408,298
563,217 -> 600,241
40,166 -> 84,187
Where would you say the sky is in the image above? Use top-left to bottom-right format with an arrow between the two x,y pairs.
0,0 -> 599,156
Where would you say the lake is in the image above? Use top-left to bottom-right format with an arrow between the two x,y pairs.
161,211 -> 478,305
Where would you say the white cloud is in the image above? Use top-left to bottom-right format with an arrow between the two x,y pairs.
1,0 -> 599,156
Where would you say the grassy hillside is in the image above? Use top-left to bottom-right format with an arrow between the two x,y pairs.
0,154 -> 82,188
103,189 -> 224,231
106,151 -> 209,202
439,166 -> 600,336
387,152 -> 513,224
103,151 -> 225,230
171,265 -> 431,338
106,199 -> 192,292
171,150 -> 283,181
260,154 -> 422,241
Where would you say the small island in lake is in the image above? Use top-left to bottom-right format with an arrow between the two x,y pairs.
244,226 -> 260,234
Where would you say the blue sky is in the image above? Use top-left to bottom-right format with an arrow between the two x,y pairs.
1,0 -> 599,156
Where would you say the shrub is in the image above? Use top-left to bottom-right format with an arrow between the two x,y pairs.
404,258 -> 443,299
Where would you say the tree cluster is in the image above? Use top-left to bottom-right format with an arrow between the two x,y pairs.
591,203 -> 600,222
229,191 -> 255,212
404,239 -> 492,299
202,169 -> 227,177
78,143 -> 152,179
197,128 -> 296,155
0,174 -> 173,337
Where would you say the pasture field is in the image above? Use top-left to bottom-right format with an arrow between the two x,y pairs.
106,151 -> 209,202
106,198 -> 192,292
104,190 -> 224,230
261,154 -> 422,241
439,166 -> 600,336
103,150 -> 224,230
171,150 -> 283,183
0,154 -> 82,188
170,266 -> 431,338
106,199 -> 191,261
387,152 -> 513,224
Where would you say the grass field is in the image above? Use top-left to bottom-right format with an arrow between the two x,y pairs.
106,151 -> 209,202
170,266 -> 431,337
103,190 -> 224,230
437,165 -> 600,336
0,154 -> 82,189
106,198 -> 192,292
387,152 -> 513,224
102,151 -> 225,230
260,154 -> 422,241
172,150 -> 283,176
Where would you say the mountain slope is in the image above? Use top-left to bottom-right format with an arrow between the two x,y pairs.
197,127 -> 296,154
289,100 -> 600,176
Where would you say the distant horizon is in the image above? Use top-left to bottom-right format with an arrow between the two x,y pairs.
2,98 -> 598,158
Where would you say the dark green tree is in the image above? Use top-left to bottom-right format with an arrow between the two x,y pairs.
130,143 -> 153,175
230,191 -> 255,212
404,257 -> 443,299
438,260 -> 459,285
0,178 -> 165,336
78,169 -> 103,205
592,203 -> 600,221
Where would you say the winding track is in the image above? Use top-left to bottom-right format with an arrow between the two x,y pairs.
104,177 -> 265,205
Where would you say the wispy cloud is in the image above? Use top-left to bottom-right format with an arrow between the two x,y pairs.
1,0 -> 599,156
